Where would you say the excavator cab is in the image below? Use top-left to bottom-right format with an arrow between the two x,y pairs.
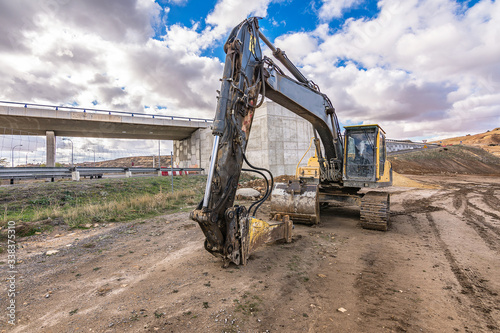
343,125 -> 392,188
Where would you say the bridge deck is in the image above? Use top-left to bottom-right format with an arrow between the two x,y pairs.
0,104 -> 211,140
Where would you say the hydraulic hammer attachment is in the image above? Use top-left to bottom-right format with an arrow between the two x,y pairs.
239,214 -> 293,267
191,205 -> 293,267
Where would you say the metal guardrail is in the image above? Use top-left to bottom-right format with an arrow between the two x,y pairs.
388,144 -> 440,156
0,100 -> 213,123
0,167 -> 204,181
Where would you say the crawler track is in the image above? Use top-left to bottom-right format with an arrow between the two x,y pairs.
360,191 -> 390,231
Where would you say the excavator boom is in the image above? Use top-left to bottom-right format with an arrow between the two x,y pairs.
190,18 -> 297,266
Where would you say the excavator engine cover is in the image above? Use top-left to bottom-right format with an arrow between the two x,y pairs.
270,180 -> 320,225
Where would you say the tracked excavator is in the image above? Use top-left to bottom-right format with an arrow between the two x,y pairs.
190,17 -> 392,267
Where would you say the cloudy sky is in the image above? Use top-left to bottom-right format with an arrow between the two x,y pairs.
0,0 -> 499,164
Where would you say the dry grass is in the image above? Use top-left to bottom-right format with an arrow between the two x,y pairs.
61,189 -> 199,227
0,176 -> 206,234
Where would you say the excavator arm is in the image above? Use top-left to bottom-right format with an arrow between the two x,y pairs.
190,17 -> 344,266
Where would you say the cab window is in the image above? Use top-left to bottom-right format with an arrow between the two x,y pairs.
379,132 -> 385,177
345,129 -> 376,180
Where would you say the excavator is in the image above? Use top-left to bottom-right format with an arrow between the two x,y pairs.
190,17 -> 392,267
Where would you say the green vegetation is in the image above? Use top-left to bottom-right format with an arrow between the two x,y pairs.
234,292 -> 262,316
0,176 -> 208,233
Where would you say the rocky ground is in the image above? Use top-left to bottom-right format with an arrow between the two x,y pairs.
1,172 -> 499,332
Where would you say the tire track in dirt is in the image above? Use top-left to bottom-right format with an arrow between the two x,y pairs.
483,188 -> 500,212
425,212 -> 499,332
450,187 -> 500,254
398,195 -> 444,216
468,202 -> 500,225
354,243 -> 423,333
467,202 -> 500,234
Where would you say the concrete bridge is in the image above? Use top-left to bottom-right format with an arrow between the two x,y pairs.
0,102 -> 211,167
0,101 -> 428,175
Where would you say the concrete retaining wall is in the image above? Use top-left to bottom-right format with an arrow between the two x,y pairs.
174,101 -> 315,176
245,101 -> 315,176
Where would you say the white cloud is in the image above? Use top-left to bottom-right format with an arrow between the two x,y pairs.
165,0 -> 188,5
274,32 -> 319,65
0,0 -> 498,150
273,0 -> 500,140
0,0 -> 224,120
205,0 -> 270,32
163,0 -> 272,54
318,0 -> 364,21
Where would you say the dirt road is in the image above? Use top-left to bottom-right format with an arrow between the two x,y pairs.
1,175 -> 499,332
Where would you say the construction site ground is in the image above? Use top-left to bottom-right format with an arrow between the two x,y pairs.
0,172 -> 499,333
1,143 -> 500,332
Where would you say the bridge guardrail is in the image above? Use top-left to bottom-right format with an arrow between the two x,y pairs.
0,100 -> 213,123
0,167 -> 204,183
387,144 -> 440,156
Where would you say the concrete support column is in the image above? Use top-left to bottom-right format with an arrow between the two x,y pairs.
46,131 -> 56,167
71,171 -> 80,181
174,128 -> 211,173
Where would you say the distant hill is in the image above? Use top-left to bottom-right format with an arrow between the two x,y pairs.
430,128 -> 500,157
74,155 -> 173,168
390,145 -> 500,175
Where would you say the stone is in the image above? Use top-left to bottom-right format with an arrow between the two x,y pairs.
46,250 -> 59,256
236,188 -> 261,200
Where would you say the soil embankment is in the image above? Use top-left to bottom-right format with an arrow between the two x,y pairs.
390,145 -> 500,175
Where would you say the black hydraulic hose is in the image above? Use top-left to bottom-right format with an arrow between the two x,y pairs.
242,152 -> 274,216
254,63 -> 266,109
242,168 -> 268,215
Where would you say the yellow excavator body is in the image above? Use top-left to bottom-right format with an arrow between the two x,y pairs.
271,124 -> 392,230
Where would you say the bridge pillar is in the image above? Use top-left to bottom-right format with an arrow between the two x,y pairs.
174,128 -> 212,174
46,131 -> 56,167
72,170 -> 80,181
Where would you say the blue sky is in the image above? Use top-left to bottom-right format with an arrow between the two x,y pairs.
160,0 -> 380,60
0,0 -> 498,162
159,0 -> 483,61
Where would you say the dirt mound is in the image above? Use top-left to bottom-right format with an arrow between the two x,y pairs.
431,127 -> 500,146
431,128 -> 500,157
390,145 -> 500,175
392,172 -> 438,189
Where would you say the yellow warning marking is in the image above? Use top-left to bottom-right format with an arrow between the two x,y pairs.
249,35 -> 256,55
